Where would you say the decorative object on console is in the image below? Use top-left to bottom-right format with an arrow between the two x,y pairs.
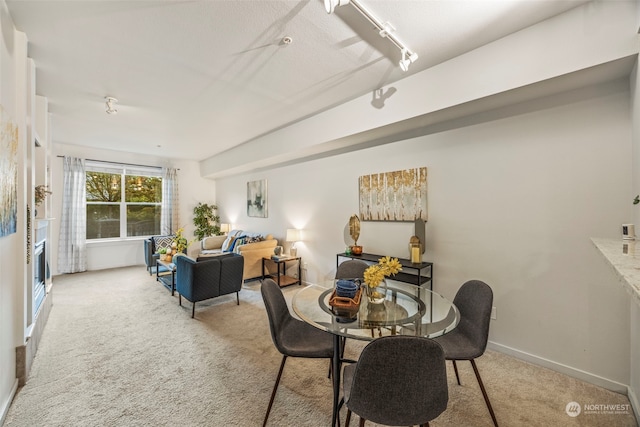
273,245 -> 283,257
358,167 -> 427,222
34,185 -> 52,206
622,224 -> 636,240
286,228 -> 302,257
192,202 -> 221,240
409,236 -> 422,263
247,179 -> 268,218
348,214 -> 363,254
363,256 -> 402,304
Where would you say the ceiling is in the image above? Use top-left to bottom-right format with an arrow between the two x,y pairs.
6,0 -> 587,162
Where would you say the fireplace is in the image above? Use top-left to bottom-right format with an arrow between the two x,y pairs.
34,222 -> 48,313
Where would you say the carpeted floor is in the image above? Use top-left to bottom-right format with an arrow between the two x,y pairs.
3,266 -> 637,426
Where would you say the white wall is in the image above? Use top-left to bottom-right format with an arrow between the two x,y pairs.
0,1 -> 27,421
50,143 -> 215,275
216,79 -> 633,389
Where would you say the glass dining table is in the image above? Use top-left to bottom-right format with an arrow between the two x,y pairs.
292,280 -> 460,427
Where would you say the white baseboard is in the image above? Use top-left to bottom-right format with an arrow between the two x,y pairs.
0,379 -> 18,425
627,386 -> 640,423
488,341 -> 629,394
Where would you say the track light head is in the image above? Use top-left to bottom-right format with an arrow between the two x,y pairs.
105,96 -> 118,114
324,0 -> 350,14
398,49 -> 418,72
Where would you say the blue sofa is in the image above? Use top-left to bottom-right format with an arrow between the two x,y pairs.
175,253 -> 244,318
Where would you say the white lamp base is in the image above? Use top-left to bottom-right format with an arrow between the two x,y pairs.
290,247 -> 297,257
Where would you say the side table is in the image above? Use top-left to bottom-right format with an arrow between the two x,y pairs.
156,259 -> 177,295
262,256 -> 302,287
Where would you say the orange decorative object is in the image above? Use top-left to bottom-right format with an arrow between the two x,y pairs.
351,245 -> 363,255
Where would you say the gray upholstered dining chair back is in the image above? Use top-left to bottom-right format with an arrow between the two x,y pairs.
260,278 -> 333,426
433,279 -> 498,427
335,260 -> 369,280
343,336 -> 448,426
261,278 -> 292,355
453,279 -> 493,359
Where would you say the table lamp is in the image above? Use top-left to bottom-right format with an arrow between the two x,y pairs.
286,229 -> 302,257
220,223 -> 230,235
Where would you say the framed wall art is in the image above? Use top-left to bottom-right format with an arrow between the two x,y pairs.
0,104 -> 18,237
247,179 -> 268,218
359,167 -> 427,222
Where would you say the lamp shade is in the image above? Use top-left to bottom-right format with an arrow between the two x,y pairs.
286,229 -> 302,242
220,223 -> 230,233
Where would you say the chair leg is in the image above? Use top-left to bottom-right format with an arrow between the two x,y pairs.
470,359 -> 498,427
236,292 -> 240,305
263,355 -> 287,427
192,302 -> 196,318
452,360 -> 461,385
359,416 -> 365,427
179,294 -> 182,306
345,409 -> 351,427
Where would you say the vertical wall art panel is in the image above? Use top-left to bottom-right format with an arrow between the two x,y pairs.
0,105 -> 18,237
359,167 -> 427,221
247,179 -> 268,218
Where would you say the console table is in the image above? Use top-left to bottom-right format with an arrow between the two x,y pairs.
336,252 -> 433,290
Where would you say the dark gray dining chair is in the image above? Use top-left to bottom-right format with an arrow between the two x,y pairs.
336,259 -> 369,280
432,279 -> 498,427
260,278 -> 334,427
334,259 -> 369,362
342,335 -> 448,427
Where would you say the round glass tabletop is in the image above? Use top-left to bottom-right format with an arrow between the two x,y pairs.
292,281 -> 460,341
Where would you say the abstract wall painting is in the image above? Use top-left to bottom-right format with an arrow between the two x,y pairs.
359,167 -> 427,222
247,179 -> 268,218
0,105 -> 18,237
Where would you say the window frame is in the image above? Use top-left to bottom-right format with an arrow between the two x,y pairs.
85,161 -> 162,241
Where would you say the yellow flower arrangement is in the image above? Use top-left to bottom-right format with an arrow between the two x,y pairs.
173,227 -> 195,253
363,256 -> 402,288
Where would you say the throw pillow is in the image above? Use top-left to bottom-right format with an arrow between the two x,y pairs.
154,236 -> 174,252
221,235 -> 236,252
230,236 -> 247,252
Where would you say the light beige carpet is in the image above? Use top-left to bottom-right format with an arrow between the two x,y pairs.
3,266 -> 637,427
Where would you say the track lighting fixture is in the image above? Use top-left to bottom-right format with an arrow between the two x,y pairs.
324,0 -> 350,14
399,49 -> 418,72
105,96 -> 118,114
324,0 -> 418,72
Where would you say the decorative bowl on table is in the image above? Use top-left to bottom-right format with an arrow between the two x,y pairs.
335,279 -> 359,299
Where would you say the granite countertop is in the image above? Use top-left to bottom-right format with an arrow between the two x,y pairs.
592,237 -> 640,307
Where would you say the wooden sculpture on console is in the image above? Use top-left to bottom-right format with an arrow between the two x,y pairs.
349,214 -> 363,255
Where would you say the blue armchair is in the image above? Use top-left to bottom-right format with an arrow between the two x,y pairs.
143,235 -> 175,275
175,253 -> 244,318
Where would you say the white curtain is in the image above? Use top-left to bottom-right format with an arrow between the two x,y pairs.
161,167 -> 179,235
58,156 -> 87,273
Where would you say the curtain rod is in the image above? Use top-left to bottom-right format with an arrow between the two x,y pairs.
56,155 -> 179,170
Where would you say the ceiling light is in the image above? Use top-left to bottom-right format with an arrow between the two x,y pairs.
105,96 -> 118,114
399,49 -> 418,72
324,0 -> 350,14
324,0 -> 418,71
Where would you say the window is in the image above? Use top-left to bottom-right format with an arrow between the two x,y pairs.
86,162 -> 162,240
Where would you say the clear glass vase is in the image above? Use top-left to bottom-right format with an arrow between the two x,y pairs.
366,280 -> 387,304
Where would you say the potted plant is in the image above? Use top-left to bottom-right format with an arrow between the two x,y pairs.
158,247 -> 167,261
193,202 -> 221,240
